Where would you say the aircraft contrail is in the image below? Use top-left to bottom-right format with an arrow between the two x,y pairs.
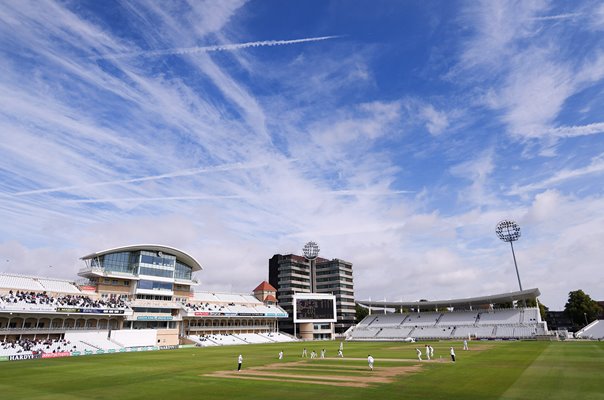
91,36 -> 342,60
8,160 -> 277,197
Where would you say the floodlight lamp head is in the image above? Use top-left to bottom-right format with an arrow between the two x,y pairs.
496,220 -> 521,242
303,241 -> 320,260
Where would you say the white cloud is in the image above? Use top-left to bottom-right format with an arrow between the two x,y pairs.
420,104 -> 449,136
449,150 -> 497,207
590,3 -> 604,30
548,122 -> 604,138
511,153 -> 604,195
0,1 -> 602,314
459,0 -> 548,70
458,2 -> 604,145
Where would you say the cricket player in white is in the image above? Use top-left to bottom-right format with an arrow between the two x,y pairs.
425,345 -> 431,360
367,355 -> 374,371
463,339 -> 469,350
302,348 -> 307,357
237,354 -> 243,371
429,345 -> 434,359
416,348 -> 422,361
278,351 -> 283,360
450,347 -> 456,362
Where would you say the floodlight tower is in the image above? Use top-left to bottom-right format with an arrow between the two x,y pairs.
303,241 -> 320,292
496,220 -> 525,304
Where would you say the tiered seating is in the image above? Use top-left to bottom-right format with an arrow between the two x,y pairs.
0,338 -> 87,356
452,326 -> 494,338
228,304 -> 254,314
188,335 -> 218,347
349,308 -> 544,341
402,313 -> 441,326
494,326 -> 516,338
215,293 -> 249,303
576,320 -> 604,339
65,332 -> 121,351
438,311 -> 478,326
37,278 -> 80,294
413,326 -> 454,339
199,334 -> 246,345
478,309 -> 521,325
184,292 -> 287,317
194,292 -> 221,302
234,333 -> 272,344
514,326 -> 537,337
370,314 -> 406,327
375,327 -> 414,338
254,304 -> 277,314
0,274 -> 43,291
349,329 -> 378,339
0,291 -> 128,310
259,332 -> 296,342
355,315 -> 378,328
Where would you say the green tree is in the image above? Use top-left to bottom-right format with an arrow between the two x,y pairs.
564,290 -> 602,329
493,301 -> 513,309
355,303 -> 369,322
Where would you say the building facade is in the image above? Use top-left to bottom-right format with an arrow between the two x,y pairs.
269,253 -> 355,336
0,245 -> 288,348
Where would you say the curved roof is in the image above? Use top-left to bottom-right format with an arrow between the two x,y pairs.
81,244 -> 203,272
357,288 -> 540,309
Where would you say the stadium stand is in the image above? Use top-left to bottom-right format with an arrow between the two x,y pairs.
348,307 -> 547,341
259,332 -> 296,342
402,312 -> 441,326
375,327 -> 414,339
233,333 -> 273,344
0,245 -> 293,361
477,309 -> 521,325
64,331 -> 121,351
575,320 -> 604,340
437,311 -> 478,326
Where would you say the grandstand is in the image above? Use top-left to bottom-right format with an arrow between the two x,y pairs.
0,245 -> 293,359
349,289 -> 549,341
575,320 -> 604,340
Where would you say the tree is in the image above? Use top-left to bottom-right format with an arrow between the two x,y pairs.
564,290 -> 602,329
493,301 -> 514,309
355,303 -> 369,322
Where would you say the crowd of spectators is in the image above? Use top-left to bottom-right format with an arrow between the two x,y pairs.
0,291 -> 128,309
0,338 -> 75,354
182,302 -> 227,312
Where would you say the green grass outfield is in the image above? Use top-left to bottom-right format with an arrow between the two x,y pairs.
0,340 -> 602,399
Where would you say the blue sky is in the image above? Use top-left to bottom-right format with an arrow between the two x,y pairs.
1,0 -> 603,309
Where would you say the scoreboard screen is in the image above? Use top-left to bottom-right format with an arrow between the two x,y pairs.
293,294 -> 337,323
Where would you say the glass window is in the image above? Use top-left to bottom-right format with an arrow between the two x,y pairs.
138,280 -> 173,291
139,266 -> 174,278
175,261 -> 192,280
98,251 -> 136,274
140,251 -> 176,267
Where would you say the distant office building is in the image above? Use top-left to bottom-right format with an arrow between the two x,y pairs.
269,253 -> 355,336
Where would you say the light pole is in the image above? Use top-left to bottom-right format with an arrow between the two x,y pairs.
298,241 -> 320,339
303,241 -> 320,292
496,220 -> 525,306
